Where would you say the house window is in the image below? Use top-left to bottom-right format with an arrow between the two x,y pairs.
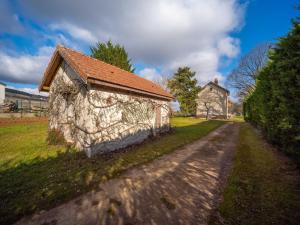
210,87 -> 213,91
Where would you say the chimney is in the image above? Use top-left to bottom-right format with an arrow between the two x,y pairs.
214,78 -> 218,84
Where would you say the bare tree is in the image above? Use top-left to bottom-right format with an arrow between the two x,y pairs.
153,75 -> 177,115
203,101 -> 213,120
153,75 -> 169,91
230,101 -> 243,115
226,43 -> 272,99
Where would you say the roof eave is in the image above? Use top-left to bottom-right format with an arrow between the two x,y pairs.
88,78 -> 174,101
206,82 -> 230,94
39,48 -> 63,92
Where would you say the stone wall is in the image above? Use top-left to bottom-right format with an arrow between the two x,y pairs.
49,61 -> 170,157
0,113 -> 39,118
196,84 -> 228,119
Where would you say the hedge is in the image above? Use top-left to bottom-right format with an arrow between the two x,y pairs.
244,20 -> 300,164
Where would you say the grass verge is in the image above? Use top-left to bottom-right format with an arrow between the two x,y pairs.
213,123 -> 300,225
229,115 -> 244,123
0,117 -> 225,225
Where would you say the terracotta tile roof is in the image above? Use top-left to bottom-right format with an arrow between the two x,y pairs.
40,45 -> 173,100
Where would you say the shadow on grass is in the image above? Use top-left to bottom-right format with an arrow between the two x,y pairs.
211,123 -> 300,225
0,120 -> 225,225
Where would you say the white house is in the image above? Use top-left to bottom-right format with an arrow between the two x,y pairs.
0,82 -> 6,105
196,79 -> 229,119
39,45 -> 173,157
0,82 -> 48,113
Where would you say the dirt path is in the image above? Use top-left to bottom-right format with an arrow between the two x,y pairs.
15,122 -> 240,225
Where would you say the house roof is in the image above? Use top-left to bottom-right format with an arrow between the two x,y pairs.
39,45 -> 173,100
204,81 -> 230,94
6,88 -> 48,101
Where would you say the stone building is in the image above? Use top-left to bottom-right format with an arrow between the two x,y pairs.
0,82 -> 5,104
196,79 -> 229,119
0,81 -> 48,113
4,88 -> 48,111
39,45 -> 173,157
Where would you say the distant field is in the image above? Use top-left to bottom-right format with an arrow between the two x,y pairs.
0,117 -> 225,225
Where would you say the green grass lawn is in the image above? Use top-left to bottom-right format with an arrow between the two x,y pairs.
214,123 -> 300,225
229,115 -> 244,122
0,117 -> 225,225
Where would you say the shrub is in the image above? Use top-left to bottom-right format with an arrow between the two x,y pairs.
47,129 -> 66,145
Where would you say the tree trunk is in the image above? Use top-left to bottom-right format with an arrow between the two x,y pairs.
206,109 -> 209,120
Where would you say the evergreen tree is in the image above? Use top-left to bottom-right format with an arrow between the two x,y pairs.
244,10 -> 300,163
90,40 -> 135,73
167,67 -> 201,116
266,17 -> 300,151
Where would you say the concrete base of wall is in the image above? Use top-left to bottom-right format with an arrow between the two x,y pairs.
85,125 -> 170,157
0,113 -> 41,118
196,114 -> 228,119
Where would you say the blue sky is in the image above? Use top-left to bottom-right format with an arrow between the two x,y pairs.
220,0 -> 299,76
0,0 -> 298,96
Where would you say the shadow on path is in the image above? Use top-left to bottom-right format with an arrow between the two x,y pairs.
14,122 -> 240,225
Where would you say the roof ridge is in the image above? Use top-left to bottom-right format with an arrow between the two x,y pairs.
58,45 -> 163,89
207,81 -> 230,93
6,87 -> 48,98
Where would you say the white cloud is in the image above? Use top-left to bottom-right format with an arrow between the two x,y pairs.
50,22 -> 97,44
217,37 -> 240,58
19,0 -> 245,84
0,0 -> 246,85
167,49 -> 220,85
0,46 -> 54,84
139,68 -> 162,81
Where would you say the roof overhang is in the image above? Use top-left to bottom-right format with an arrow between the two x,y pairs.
39,48 -> 63,92
88,78 -> 173,101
